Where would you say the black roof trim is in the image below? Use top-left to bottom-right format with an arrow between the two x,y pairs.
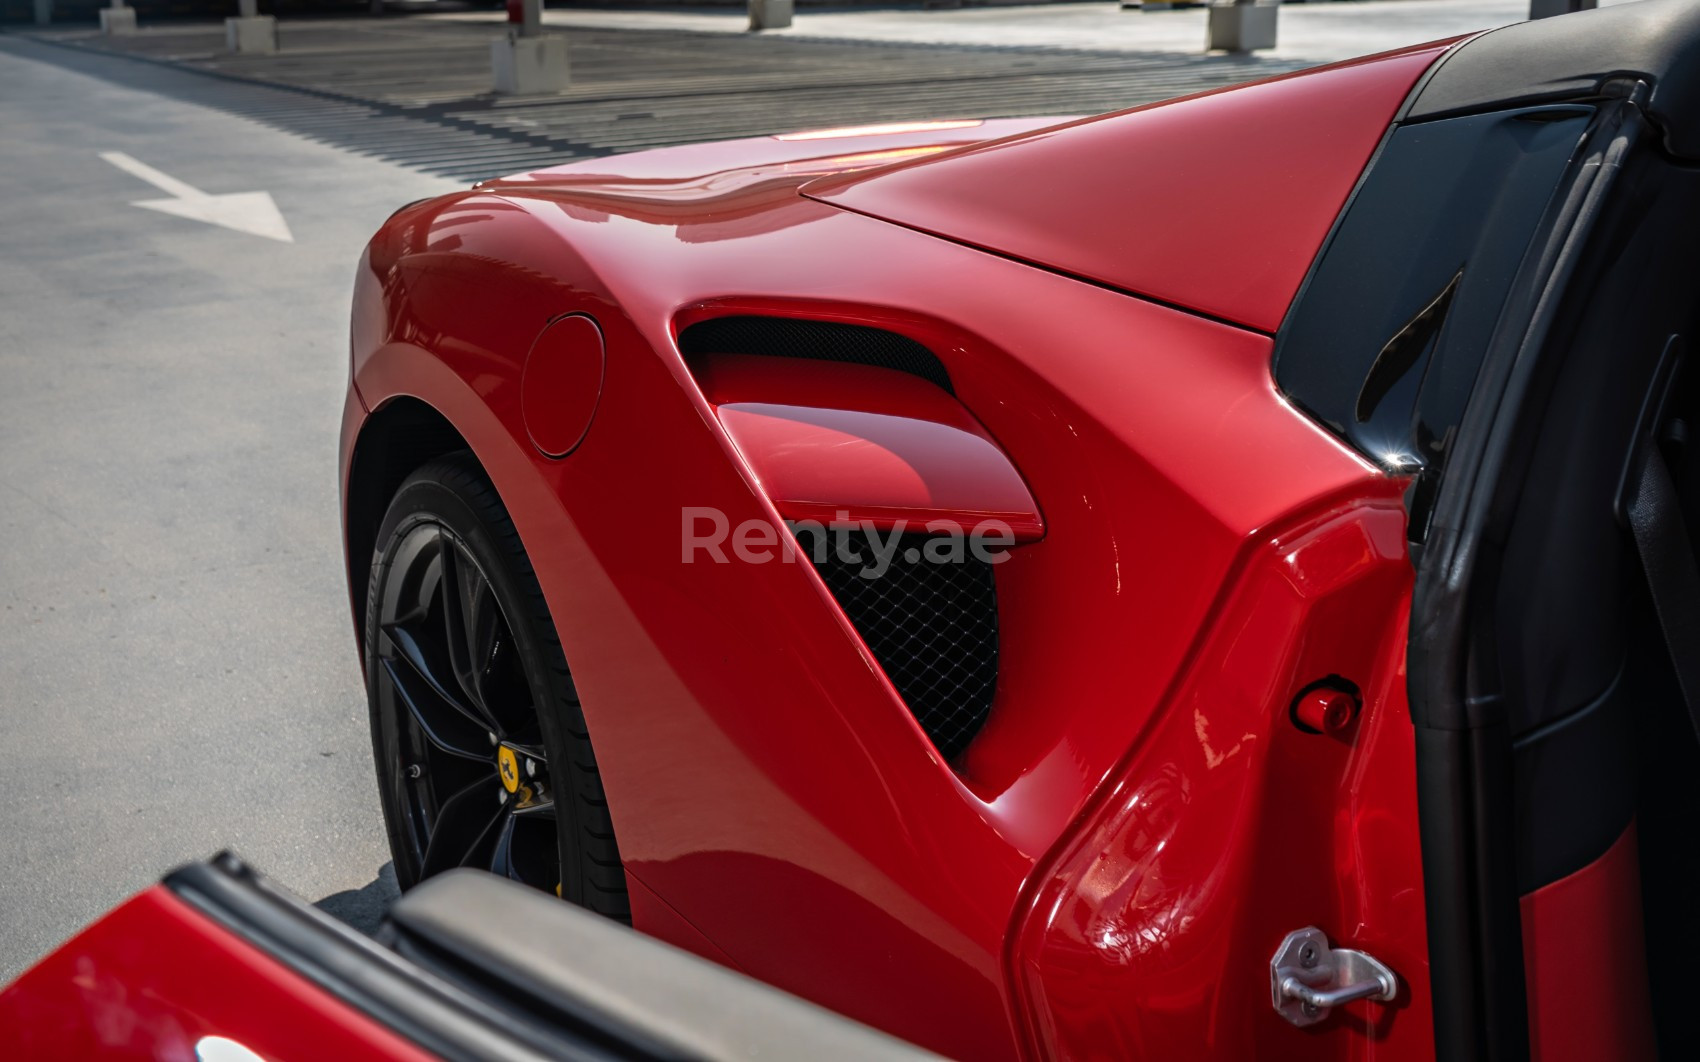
1409,0 -> 1700,158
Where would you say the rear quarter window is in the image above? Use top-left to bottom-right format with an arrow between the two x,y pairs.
1273,107 -> 1593,481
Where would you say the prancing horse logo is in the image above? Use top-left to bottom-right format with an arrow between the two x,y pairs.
497,746 -> 520,793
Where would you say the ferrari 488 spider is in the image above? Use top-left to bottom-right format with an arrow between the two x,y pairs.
334,3 -> 1700,1059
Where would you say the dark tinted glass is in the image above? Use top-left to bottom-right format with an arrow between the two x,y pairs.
1273,107 -> 1592,477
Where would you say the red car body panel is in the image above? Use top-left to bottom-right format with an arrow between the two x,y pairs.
1012,495 -> 1426,1059
700,354 -> 1046,540
0,887 -> 432,1061
804,45 -> 1450,334
338,46 -> 1454,1059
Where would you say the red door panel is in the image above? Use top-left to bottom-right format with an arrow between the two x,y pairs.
1521,824 -> 1657,1062
0,887 -> 432,1061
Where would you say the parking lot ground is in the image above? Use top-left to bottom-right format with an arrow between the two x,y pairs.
0,37 -> 459,982
17,13 -> 1313,179
18,2 -> 1648,182
513,0 -> 1574,60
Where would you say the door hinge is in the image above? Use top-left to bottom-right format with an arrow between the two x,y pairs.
1270,927 -> 1399,1027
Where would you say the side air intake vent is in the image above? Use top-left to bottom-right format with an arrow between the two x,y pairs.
792,527 -> 998,759
678,316 -> 954,393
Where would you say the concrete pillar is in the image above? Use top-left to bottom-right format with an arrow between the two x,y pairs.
492,0 -> 569,95
1529,0 -> 1596,18
100,0 -> 137,35
32,0 -> 51,25
226,0 -> 279,54
1206,0 -> 1278,53
749,0 -> 793,31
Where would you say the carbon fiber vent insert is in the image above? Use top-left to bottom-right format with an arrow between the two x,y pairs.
678,316 -> 954,393
793,528 -> 997,759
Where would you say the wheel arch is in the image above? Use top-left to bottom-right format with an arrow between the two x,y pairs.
343,396 -> 472,660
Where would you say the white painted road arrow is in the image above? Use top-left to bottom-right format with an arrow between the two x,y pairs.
99,151 -> 294,243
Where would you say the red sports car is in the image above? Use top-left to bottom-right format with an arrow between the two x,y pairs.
335,2 -> 1700,1057
11,2 -> 1700,1059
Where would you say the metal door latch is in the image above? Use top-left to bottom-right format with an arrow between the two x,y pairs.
1270,927 -> 1398,1027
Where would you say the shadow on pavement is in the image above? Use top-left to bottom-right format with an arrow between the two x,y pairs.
316,862 -> 401,935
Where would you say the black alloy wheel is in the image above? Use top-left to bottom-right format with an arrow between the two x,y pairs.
364,452 -> 627,919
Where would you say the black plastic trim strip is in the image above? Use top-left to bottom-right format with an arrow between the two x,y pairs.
1405,2 -> 1700,159
1407,96 -> 1646,1061
1390,31 -> 1496,124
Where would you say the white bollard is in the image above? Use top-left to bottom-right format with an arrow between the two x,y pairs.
100,0 -> 137,35
492,0 -> 570,95
32,0 -> 51,26
1206,0 -> 1278,53
749,0 -> 793,31
492,34 -> 570,95
226,18 -> 278,54
226,0 -> 279,55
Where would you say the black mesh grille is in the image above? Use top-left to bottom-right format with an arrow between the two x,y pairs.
793,528 -> 997,759
678,316 -> 954,394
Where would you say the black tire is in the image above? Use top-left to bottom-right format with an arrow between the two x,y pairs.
363,451 -> 628,920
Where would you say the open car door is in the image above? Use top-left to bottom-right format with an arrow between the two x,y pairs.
0,853 -> 932,1061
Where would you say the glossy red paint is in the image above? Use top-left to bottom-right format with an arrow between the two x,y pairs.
1011,493 -> 1430,1061
699,355 -> 1044,539
1520,825 -> 1657,1062
0,887 -> 432,1061
625,873 -> 747,972
805,45 -> 1449,333
522,312 -> 606,457
341,46 -> 1451,1059
499,117 -> 1071,184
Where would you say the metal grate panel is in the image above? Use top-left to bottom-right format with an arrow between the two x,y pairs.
794,528 -> 997,759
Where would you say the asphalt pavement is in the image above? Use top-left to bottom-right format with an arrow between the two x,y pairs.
0,39 -> 458,981
20,15 -> 1309,180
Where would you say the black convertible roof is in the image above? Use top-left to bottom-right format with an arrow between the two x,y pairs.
1410,0 -> 1700,159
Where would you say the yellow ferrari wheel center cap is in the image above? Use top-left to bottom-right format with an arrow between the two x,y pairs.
497,746 -> 520,793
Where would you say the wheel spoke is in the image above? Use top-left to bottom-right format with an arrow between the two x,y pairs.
438,536 -> 500,722
511,798 -> 555,821
505,741 -> 548,770
380,658 -> 489,762
421,776 -> 502,879
480,632 -> 537,735
488,812 -> 525,883
467,577 -> 502,685
459,798 -> 512,873
382,620 -> 498,737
